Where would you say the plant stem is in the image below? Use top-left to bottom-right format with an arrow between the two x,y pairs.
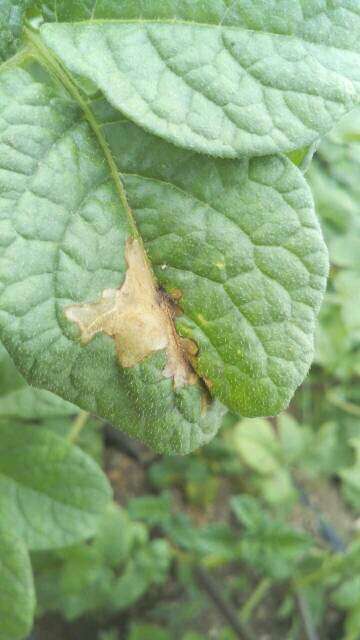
68,410 -> 89,443
327,391 -> 360,417
294,588 -> 320,640
295,554 -> 343,588
194,566 -> 255,640
239,577 -> 272,624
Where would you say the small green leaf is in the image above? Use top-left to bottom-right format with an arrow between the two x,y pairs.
278,413 -> 309,463
231,495 -> 311,579
333,576 -> 360,609
0,385 -> 77,419
110,539 -> 171,610
93,504 -> 134,568
41,17 -> 360,158
0,528 -> 35,640
127,493 -> 173,529
232,418 -> 280,474
0,421 -> 112,550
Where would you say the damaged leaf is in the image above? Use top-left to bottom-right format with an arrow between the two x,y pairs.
97,109 -> 328,416
0,67 -> 327,447
0,0 -> 343,452
65,238 -> 196,388
0,68 -> 223,454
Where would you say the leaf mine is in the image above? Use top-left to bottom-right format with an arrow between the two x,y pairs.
65,238 -> 198,389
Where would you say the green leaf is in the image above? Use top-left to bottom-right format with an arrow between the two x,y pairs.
232,418 -> 280,474
28,0 -> 360,40
231,495 -> 311,579
0,421 -> 112,550
0,341 -> 77,419
278,413 -> 309,463
340,438 -> 360,511
0,67 -> 328,452
34,503 -> 142,620
309,106 -> 360,379
110,539 -> 171,610
93,504 -> 135,568
127,493 -> 173,528
0,529 -> 35,640
333,576 -> 360,609
0,67 -> 224,454
41,13 -> 360,158
287,141 -> 319,174
99,106 -> 329,418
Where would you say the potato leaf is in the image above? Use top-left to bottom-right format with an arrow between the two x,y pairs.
0,420 -> 112,549
41,12 -> 360,157
0,67 -> 328,452
0,529 -> 35,640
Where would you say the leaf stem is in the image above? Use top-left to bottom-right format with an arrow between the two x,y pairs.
294,587 -> 320,640
239,577 -> 272,624
0,47 -> 34,73
68,410 -> 89,443
327,391 -> 360,417
194,565 -> 256,640
24,27 -> 139,238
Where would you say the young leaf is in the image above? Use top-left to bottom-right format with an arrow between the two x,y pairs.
0,67 -> 328,452
41,15 -> 360,158
0,421 -> 112,550
231,418 -> 280,474
0,529 -> 35,640
231,495 -> 311,579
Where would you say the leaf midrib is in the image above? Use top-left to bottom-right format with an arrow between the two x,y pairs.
24,27 -> 138,239
20,27 -> 203,391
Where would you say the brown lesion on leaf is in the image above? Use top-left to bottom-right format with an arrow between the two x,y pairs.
65,238 -> 198,389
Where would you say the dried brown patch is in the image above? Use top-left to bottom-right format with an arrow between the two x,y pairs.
65,238 -> 197,388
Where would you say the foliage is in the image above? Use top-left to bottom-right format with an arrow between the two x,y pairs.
4,0 -> 356,454
0,343 -> 112,638
0,2 -> 360,639
34,504 -> 171,621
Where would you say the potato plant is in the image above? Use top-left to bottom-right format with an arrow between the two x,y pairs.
0,1 -> 360,639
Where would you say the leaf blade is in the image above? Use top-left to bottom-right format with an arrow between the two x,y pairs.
98,113 -> 329,416
0,421 -> 112,550
0,68 -> 223,454
0,529 -> 35,640
41,20 -> 360,157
